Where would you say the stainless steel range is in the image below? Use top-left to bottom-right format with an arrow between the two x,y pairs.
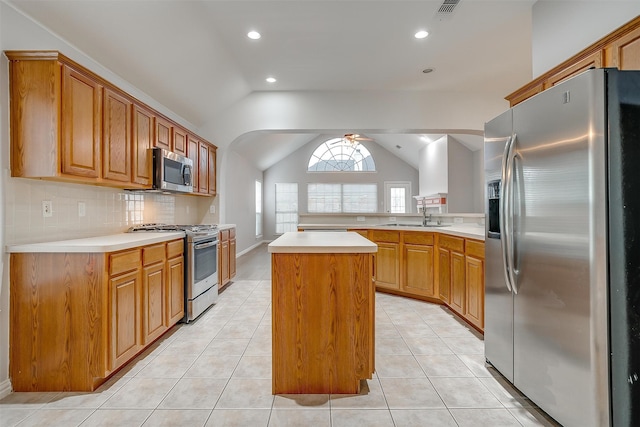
128,223 -> 219,322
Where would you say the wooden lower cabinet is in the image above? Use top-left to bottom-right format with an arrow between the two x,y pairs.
438,248 -> 451,304
465,256 -> 484,329
403,243 -> 435,297
218,228 -> 237,291
449,251 -> 466,316
370,230 -> 400,290
9,238 -> 184,392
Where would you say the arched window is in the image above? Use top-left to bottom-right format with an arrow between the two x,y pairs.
308,138 -> 376,172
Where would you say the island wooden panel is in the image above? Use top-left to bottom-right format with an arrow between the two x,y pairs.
271,252 -> 374,394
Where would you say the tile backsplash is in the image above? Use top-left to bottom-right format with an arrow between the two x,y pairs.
5,178 -> 207,244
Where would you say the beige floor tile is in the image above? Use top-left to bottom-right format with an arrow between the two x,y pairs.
202,338 -> 250,356
390,409 -> 458,427
415,354 -> 475,377
11,408 -> 93,427
216,323 -> 259,339
329,379 -> 388,409
158,378 -> 228,409
184,355 -> 241,378
479,376 -> 534,408
273,394 -> 330,409
441,336 -> 485,355
80,408 -> 152,427
450,408 -> 522,426
375,323 -> 400,339
374,354 -> 426,378
0,407 -> 35,427
375,337 -> 412,355
0,392 -> 60,409
232,355 -> 272,378
457,353 -> 497,378
160,337 -> 214,356
404,336 -> 454,355
245,336 -> 272,356
430,323 -> 480,338
268,408 -> 331,427
45,391 -> 114,409
508,407 -> 561,427
395,323 -> 437,339
331,409 -> 395,427
215,378 -> 274,409
430,377 -> 503,409
205,409 -> 270,427
135,354 -> 198,379
101,378 -> 179,409
142,409 -> 211,426
379,378 -> 445,409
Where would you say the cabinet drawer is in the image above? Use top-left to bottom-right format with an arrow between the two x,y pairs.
370,230 -> 400,243
466,239 -> 485,259
229,228 -> 236,239
439,235 -> 464,252
167,239 -> 184,259
143,243 -> 166,266
220,230 -> 230,240
403,231 -> 434,245
110,249 -> 141,276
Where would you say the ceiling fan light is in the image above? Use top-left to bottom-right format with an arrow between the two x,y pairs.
414,30 -> 429,39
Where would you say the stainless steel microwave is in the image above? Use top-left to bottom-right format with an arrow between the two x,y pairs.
152,147 -> 193,193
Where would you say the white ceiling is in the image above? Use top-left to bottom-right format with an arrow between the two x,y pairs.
7,0 -> 534,170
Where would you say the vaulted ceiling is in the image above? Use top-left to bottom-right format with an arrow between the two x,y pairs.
7,0 -> 535,170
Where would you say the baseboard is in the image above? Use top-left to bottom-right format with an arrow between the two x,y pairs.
236,240 -> 271,258
0,379 -> 12,400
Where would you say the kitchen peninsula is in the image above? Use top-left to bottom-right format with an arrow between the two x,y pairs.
268,232 -> 377,394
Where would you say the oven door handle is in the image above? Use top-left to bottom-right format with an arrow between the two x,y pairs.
194,241 -> 218,249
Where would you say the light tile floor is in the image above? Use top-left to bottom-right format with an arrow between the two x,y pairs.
0,244 -> 560,427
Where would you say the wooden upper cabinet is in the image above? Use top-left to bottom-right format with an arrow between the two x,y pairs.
545,50 -> 603,88
187,134 -> 199,192
102,88 -> 132,183
607,24 -> 640,70
61,65 -> 102,179
208,145 -> 217,195
132,104 -> 154,186
155,116 -> 172,151
507,16 -> 640,107
198,141 -> 208,194
173,126 -> 188,156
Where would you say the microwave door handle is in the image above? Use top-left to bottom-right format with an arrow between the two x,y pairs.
183,164 -> 193,186
194,241 -> 218,250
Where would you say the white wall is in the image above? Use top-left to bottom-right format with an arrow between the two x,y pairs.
418,136 -> 448,196
224,150 -> 264,253
262,137 -> 418,243
472,149 -> 485,213
532,1 -> 640,77
447,137 -> 474,213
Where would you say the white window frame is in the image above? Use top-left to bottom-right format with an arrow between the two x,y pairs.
308,183 -> 377,213
384,181 -> 412,213
275,183 -> 298,234
255,180 -> 262,238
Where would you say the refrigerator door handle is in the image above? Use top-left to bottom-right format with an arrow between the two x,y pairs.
505,134 -> 518,294
500,135 -> 514,293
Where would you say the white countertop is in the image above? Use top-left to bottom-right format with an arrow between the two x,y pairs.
218,224 -> 236,231
6,232 -> 186,253
298,223 -> 485,241
268,231 -> 378,254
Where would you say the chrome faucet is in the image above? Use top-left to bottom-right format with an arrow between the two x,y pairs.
422,210 -> 432,226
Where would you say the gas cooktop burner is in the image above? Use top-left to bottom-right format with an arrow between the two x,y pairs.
127,223 -> 218,234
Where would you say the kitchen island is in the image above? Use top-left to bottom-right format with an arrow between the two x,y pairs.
268,232 -> 377,394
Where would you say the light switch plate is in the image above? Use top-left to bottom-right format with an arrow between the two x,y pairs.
389,216 -> 396,222
210,205 -> 216,214
78,201 -> 86,217
42,200 -> 52,218
356,216 -> 365,222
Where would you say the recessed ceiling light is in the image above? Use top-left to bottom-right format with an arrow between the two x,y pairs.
422,68 -> 434,74
247,31 -> 261,40
414,30 -> 429,39
266,77 -> 277,83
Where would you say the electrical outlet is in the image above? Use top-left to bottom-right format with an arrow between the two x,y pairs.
389,216 -> 396,222
454,217 -> 464,224
356,216 -> 365,222
42,200 -> 52,217
186,205 -> 190,215
78,201 -> 86,217
210,205 -> 216,214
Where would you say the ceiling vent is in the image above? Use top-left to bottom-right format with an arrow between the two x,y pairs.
437,0 -> 460,15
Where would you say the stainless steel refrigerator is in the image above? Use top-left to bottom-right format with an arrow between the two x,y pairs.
484,68 -> 640,427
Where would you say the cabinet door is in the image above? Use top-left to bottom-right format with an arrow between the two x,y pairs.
132,104 -> 154,186
167,255 -> 185,325
229,237 -> 237,279
110,270 -> 142,370
208,145 -> 217,195
465,256 -> 484,330
220,238 -> 230,286
173,126 -> 187,156
373,242 -> 400,290
155,117 -> 172,151
198,141 -> 208,194
450,251 -> 466,315
102,88 -> 132,183
61,66 -> 102,178
438,247 -> 451,304
142,262 -> 167,344
403,243 -> 435,297
187,135 -> 199,192
608,25 -> 640,69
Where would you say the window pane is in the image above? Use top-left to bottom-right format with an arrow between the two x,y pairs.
255,181 -> 262,237
308,183 -> 341,213
390,187 -> 406,213
307,138 -> 376,172
343,184 -> 377,213
275,183 -> 298,234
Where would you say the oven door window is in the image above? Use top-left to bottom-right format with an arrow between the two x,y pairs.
194,241 -> 217,282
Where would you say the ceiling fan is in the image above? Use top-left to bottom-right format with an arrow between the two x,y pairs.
331,133 -> 373,146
